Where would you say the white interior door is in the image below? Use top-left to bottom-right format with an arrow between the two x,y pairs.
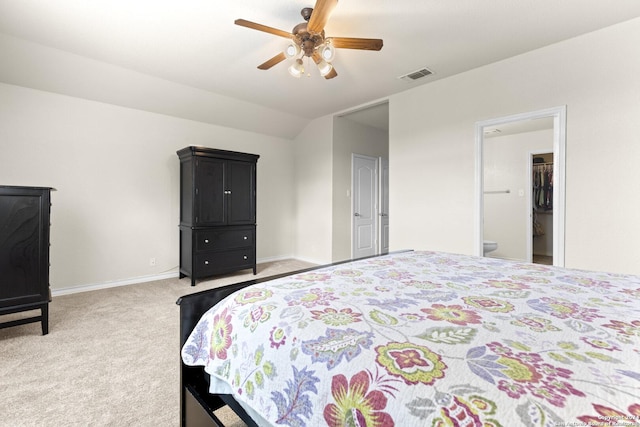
379,157 -> 389,254
352,154 -> 378,259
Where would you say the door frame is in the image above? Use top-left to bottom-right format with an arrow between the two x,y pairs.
474,106 -> 566,266
378,157 -> 389,255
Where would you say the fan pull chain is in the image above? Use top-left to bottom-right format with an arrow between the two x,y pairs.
307,56 -> 311,78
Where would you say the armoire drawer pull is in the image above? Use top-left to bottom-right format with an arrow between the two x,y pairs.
243,255 -> 248,260
204,260 -> 209,265
204,239 -> 209,243
243,236 -> 248,240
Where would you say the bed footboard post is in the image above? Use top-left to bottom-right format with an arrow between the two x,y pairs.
178,295 -> 195,426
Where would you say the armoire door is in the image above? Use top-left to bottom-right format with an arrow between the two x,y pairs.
226,160 -> 256,225
194,158 -> 226,225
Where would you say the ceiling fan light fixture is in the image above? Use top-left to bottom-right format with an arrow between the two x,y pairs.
285,42 -> 301,59
316,59 -> 333,77
288,58 -> 305,78
319,40 -> 335,62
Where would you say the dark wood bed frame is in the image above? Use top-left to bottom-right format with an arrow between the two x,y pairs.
178,277 -> 262,427
177,253 -> 408,426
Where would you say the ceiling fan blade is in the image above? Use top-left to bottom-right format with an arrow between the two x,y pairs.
307,0 -> 338,33
331,37 -> 383,51
257,52 -> 287,70
235,19 -> 293,39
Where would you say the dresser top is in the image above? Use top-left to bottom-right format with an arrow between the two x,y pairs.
0,185 -> 56,191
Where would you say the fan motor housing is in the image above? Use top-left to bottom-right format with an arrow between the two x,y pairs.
292,23 -> 325,56
291,7 -> 326,57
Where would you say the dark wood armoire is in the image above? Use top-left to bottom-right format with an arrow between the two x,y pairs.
177,147 -> 259,286
0,186 -> 53,335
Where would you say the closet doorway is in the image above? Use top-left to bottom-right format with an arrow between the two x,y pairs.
530,152 -> 554,265
475,106 -> 566,267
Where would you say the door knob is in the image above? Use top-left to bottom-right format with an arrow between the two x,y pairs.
354,213 -> 361,217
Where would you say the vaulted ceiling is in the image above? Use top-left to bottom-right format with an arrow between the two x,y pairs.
1,0 -> 639,137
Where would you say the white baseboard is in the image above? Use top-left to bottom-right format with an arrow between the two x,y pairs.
256,254 -> 295,263
50,255 -> 309,297
51,270 -> 180,296
293,255 -> 328,265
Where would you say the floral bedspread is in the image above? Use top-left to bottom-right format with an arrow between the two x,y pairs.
182,251 -> 640,427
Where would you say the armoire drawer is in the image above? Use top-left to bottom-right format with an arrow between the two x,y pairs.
195,248 -> 255,277
195,228 -> 254,252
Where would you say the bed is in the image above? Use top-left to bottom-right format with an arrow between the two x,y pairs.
178,250 -> 640,427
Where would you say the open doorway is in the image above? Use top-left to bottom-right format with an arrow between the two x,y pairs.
475,106 -> 566,266
531,152 -> 554,265
482,119 -> 553,262
335,101 -> 389,262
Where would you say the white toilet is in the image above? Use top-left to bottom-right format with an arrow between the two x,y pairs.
483,240 -> 498,255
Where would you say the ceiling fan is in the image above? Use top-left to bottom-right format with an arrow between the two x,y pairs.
235,0 -> 383,79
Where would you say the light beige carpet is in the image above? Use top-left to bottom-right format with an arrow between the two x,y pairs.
0,259 -> 314,427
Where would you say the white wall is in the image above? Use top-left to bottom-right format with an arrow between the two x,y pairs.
0,83 -> 296,290
390,17 -> 640,275
293,116 -> 334,264
332,117 -> 388,262
484,129 -> 553,261
3,16 -> 640,290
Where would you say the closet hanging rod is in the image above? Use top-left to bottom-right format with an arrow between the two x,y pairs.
533,162 -> 554,166
484,190 -> 510,194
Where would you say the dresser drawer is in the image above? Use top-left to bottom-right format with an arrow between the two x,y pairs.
195,248 -> 255,277
195,228 -> 254,252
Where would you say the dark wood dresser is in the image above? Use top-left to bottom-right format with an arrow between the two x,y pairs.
177,147 -> 259,286
0,186 -> 53,335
